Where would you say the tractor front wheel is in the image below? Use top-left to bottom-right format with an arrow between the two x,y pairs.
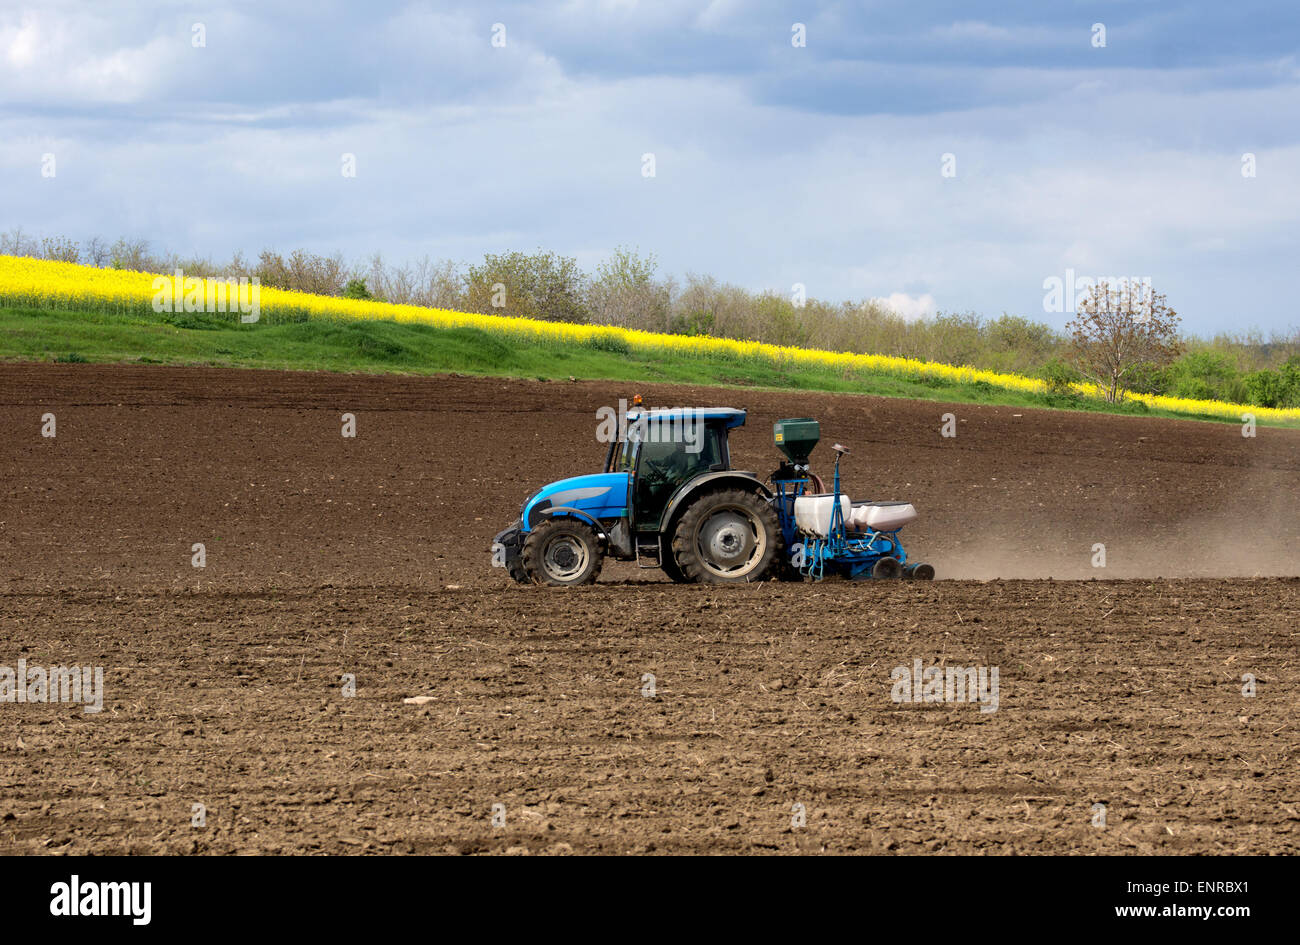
671,488 -> 781,584
522,519 -> 604,587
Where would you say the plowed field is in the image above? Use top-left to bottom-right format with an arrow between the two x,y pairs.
1,364 -> 1296,854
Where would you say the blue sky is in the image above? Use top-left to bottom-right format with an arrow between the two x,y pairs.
2,0 -> 1298,334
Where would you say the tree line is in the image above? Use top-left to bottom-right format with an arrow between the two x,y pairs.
4,229 -> 1298,408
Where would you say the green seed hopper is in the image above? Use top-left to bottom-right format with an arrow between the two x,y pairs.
773,417 -> 820,467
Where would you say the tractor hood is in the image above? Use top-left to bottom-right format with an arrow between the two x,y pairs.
522,472 -> 630,530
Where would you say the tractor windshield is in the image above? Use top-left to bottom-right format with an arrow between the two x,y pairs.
634,425 -> 724,529
615,425 -> 639,472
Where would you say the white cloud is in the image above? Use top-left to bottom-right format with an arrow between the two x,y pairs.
930,21 -> 1048,44
872,293 -> 938,321
1,12 -> 40,68
0,9 -> 185,103
1,2 -> 1297,335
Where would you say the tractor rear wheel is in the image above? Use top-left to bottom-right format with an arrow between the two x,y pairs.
522,519 -> 604,587
671,488 -> 781,584
660,550 -> 691,584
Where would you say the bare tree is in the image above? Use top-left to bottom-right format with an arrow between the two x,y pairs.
587,246 -> 672,330
255,248 -> 347,295
1067,281 -> 1182,402
84,237 -> 110,267
0,228 -> 39,257
108,237 -> 153,271
410,256 -> 461,309
40,236 -> 79,262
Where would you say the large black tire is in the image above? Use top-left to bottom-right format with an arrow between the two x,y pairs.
522,519 -> 604,587
660,549 -> 691,583
671,488 -> 782,584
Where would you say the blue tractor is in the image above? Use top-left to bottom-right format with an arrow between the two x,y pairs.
493,401 -> 934,586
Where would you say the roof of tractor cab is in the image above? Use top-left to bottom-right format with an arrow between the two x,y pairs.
626,407 -> 746,429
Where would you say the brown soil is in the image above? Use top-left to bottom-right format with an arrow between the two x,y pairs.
0,364 -> 1296,854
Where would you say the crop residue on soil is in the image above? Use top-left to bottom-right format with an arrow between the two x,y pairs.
0,364 -> 1297,854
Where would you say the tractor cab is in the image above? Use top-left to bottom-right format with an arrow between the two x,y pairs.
605,407 -> 746,531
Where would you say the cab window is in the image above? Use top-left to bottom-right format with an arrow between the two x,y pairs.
634,423 -> 723,528
615,422 -> 640,472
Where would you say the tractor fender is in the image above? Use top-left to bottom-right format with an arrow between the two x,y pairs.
532,504 -> 608,539
657,471 -> 771,534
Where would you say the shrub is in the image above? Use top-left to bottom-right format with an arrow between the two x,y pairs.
1243,369 -> 1287,408
1122,360 -> 1169,395
343,278 -> 372,300
668,310 -> 715,337
463,250 -> 589,323
1165,350 -> 1239,400
1039,358 -> 1081,394
583,332 -> 632,355
1281,357 -> 1300,407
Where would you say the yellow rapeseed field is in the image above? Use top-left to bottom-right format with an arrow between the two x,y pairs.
3,254 -> 1297,422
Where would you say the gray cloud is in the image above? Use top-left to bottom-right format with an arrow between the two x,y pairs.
2,0 -> 1298,333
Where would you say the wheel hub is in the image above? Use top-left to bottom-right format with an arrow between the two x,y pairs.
544,536 -> 587,579
697,509 -> 761,574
